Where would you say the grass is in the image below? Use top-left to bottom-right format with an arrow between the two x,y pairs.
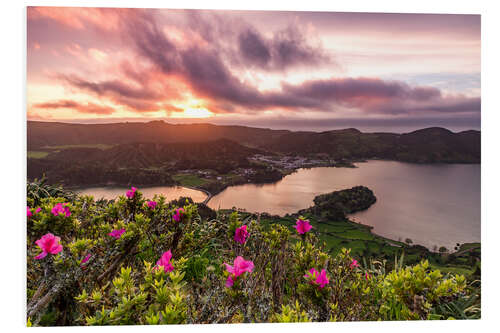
458,243 -> 481,251
43,144 -> 115,150
229,211 -> 479,275
172,174 -> 208,187
27,151 -> 49,159
430,264 -> 474,276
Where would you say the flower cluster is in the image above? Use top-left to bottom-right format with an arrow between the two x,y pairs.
350,259 -> 360,269
173,208 -> 184,222
34,233 -> 63,260
108,229 -> 126,239
126,187 -> 137,199
27,206 -> 41,218
51,203 -> 71,217
224,256 -> 254,287
155,250 -> 174,273
147,200 -> 157,210
234,225 -> 249,244
304,268 -> 329,289
294,218 -> 312,235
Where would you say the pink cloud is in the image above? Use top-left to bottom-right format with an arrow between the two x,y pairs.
33,99 -> 115,115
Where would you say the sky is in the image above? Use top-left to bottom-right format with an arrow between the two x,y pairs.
27,7 -> 481,133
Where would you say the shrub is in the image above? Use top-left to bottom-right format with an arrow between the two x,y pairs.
26,187 -> 480,326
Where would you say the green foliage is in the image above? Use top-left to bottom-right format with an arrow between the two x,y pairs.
76,264 -> 187,325
26,187 -> 481,326
271,301 -> 311,322
27,176 -> 76,206
378,260 -> 467,320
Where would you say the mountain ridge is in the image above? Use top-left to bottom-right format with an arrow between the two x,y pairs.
28,121 -> 480,164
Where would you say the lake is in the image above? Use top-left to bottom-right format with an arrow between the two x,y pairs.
77,185 -> 207,203
208,161 -> 480,250
77,161 -> 480,250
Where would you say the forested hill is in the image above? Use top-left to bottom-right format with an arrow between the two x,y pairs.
28,139 -> 265,186
28,121 -> 480,163
266,127 -> 481,163
27,121 -> 288,149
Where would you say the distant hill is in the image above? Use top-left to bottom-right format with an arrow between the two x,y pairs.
27,121 -> 480,164
265,127 -> 480,163
27,121 -> 288,150
28,139 -> 264,186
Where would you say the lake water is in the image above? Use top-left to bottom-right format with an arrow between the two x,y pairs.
77,185 -> 207,203
77,161 -> 480,250
208,161 -> 480,250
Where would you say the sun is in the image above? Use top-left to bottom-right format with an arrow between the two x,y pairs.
182,108 -> 213,118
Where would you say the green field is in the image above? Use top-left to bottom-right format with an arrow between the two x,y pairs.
27,151 -> 49,159
172,174 -> 209,187
242,211 -> 479,276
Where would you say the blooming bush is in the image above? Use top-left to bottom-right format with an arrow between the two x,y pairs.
26,185 -> 479,326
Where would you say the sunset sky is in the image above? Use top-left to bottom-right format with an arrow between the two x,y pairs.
27,7 -> 481,132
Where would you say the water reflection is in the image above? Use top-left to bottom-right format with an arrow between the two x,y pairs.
77,185 -> 207,202
208,161 -> 480,249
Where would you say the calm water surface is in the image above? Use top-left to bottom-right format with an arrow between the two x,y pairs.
208,161 -> 480,250
78,185 -> 207,203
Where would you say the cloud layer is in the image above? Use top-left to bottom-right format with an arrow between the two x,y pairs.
27,7 -> 481,129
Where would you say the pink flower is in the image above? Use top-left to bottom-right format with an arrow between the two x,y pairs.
350,259 -> 360,269
225,275 -> 235,287
155,250 -> 174,273
173,207 -> 185,222
34,233 -> 63,259
126,187 -> 137,199
234,225 -> 249,244
224,256 -> 254,288
365,273 -> 371,281
81,253 -> 91,267
28,207 -> 42,219
304,268 -> 329,289
51,203 -> 71,217
294,218 -> 312,235
147,200 -> 157,210
108,228 -> 126,239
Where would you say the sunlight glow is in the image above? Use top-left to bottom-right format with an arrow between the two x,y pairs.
173,107 -> 213,118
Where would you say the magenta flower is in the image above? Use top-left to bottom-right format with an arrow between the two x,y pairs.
304,268 -> 329,289
155,250 -> 174,273
51,203 -> 71,217
34,233 -> 63,259
294,218 -> 312,235
224,256 -> 254,288
365,273 -> 371,281
108,228 -> 126,239
36,207 -> 41,213
173,207 -> 185,222
147,200 -> 157,210
126,187 -> 137,199
234,225 -> 249,244
80,253 -> 91,267
27,206 -> 32,218
350,259 -> 360,269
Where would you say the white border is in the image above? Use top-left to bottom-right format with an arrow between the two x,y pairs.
2,0 -> 499,332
